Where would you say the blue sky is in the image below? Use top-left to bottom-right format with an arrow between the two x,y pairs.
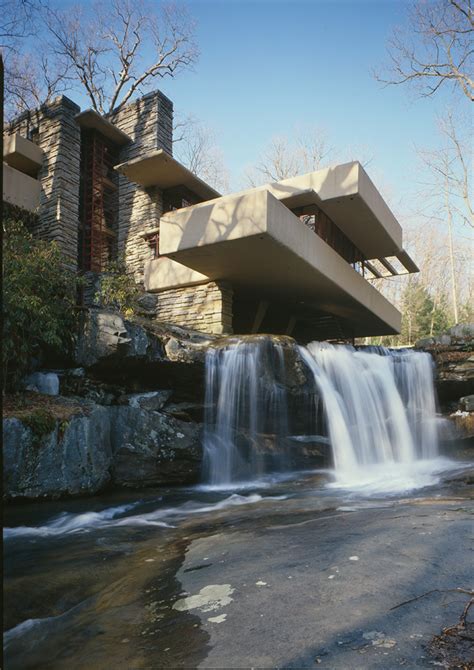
153,0 -> 454,201
53,0 -> 460,211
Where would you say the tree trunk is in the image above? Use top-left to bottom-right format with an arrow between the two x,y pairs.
445,180 -> 459,324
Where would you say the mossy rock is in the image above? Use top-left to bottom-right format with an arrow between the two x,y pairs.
22,408 -> 56,444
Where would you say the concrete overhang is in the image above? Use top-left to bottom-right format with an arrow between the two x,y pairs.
267,162 -> 403,259
75,109 -> 131,146
396,250 -> 419,274
3,134 -> 43,177
3,163 -> 41,212
159,189 -> 402,337
114,149 -> 220,202
144,257 -> 209,292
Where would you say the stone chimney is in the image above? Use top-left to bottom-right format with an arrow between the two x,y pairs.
108,90 -> 174,279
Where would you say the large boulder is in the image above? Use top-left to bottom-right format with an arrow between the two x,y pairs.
3,405 -> 113,500
75,310 -> 164,368
74,310 -> 215,403
460,395 -> 474,412
110,406 -> 202,487
75,309 -> 216,369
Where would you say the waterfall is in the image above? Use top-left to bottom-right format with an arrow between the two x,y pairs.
301,343 -> 439,480
203,337 -> 441,490
203,337 -> 290,486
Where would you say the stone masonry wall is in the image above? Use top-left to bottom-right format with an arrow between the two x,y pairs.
5,97 -> 82,271
108,91 -> 174,282
154,281 -> 233,335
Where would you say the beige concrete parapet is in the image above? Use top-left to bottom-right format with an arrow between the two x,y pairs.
268,162 -> 403,258
144,257 -> 209,292
3,133 -> 43,177
3,163 -> 41,212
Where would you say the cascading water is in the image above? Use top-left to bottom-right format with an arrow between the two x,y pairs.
300,342 -> 441,490
203,336 -> 446,492
203,337 -> 290,486
391,348 -> 439,459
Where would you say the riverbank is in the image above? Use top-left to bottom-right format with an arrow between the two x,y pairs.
4,463 -> 473,669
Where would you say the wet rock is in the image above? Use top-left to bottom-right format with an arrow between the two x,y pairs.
111,406 -> 203,487
448,410 -> 474,439
126,391 -> 173,411
287,435 -> 332,467
3,406 -> 113,500
3,397 -> 204,499
162,402 -> 205,423
444,468 -> 474,485
459,394 -> 474,412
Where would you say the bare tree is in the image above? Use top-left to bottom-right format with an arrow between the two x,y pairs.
377,0 -> 474,102
5,51 -> 70,117
4,0 -> 198,118
413,111 -> 473,323
0,0 -> 68,118
437,111 -> 473,227
245,127 -> 373,188
245,127 -> 335,186
173,113 -> 229,193
0,0 -> 37,48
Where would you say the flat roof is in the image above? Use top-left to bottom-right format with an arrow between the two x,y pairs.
75,110 -> 131,146
114,150 -> 220,201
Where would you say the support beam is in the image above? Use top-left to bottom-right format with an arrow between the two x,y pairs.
397,250 -> 420,274
364,260 -> 383,279
378,257 -> 399,276
251,300 -> 269,333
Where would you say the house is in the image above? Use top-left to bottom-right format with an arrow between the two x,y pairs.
3,90 -> 418,341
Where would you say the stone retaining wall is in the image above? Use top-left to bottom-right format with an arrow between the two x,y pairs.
154,281 -> 233,335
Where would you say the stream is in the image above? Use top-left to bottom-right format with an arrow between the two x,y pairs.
4,454 -> 473,670
3,338 -> 473,668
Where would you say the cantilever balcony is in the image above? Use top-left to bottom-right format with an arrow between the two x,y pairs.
3,134 -> 43,212
154,188 -> 403,337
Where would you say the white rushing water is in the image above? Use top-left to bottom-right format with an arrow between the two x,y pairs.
203,338 -> 448,493
203,338 -> 290,486
3,494 -> 286,539
301,342 -> 444,492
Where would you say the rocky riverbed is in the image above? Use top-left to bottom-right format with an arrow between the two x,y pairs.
3,314 -> 474,669
3,312 -> 324,501
4,459 -> 473,670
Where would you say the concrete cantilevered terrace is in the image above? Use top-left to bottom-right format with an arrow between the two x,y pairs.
117,159 -> 418,339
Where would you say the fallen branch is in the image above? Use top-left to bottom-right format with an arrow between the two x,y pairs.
441,597 -> 474,635
390,587 -> 474,611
